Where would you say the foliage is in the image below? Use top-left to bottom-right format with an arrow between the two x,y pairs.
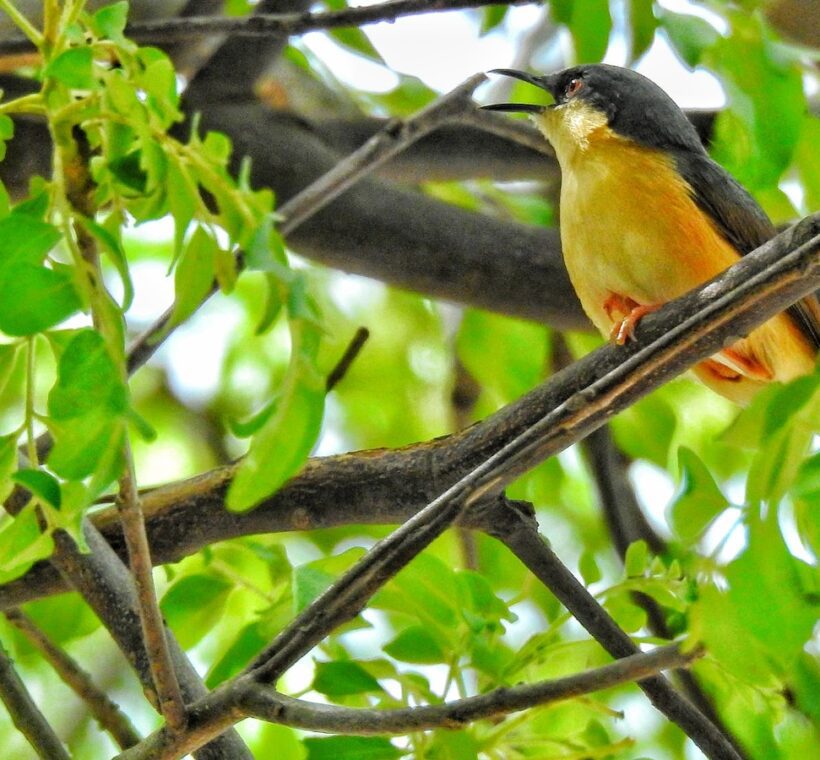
0,1 -> 817,759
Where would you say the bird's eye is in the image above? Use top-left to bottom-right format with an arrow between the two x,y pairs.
565,78 -> 583,98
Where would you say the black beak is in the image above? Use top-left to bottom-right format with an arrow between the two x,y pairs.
481,69 -> 559,114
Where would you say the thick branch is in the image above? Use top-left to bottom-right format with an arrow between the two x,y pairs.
2,214 -> 818,608
112,216 -> 818,760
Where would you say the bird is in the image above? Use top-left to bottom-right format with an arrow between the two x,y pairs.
483,64 -> 819,404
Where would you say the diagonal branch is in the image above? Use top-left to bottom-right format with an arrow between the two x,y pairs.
2,214 -> 818,610
0,640 -> 70,759
127,73 -> 489,373
3,609 -> 141,750
113,214 -> 819,760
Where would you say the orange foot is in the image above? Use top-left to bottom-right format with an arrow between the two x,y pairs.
603,293 -> 661,346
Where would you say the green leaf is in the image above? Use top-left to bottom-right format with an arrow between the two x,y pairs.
228,398 -> 277,439
48,329 -> 126,419
0,505 -> 54,584
384,624 -> 445,664
292,549 -> 363,613
227,306 -> 325,510
707,13 -> 804,189
624,540 -> 648,578
0,434 -> 18,504
0,214 -> 61,266
745,376 -> 818,505
794,116 -> 820,213
669,447 -> 728,541
92,1 -> 129,43
628,0 -> 657,62
0,233 -> 75,341
256,272 -> 284,335
564,0 -> 612,63
312,661 -> 383,696
79,216 -> 134,310
578,550 -> 602,585
303,736 -> 401,760
0,264 -> 82,336
45,47 -> 98,90
0,343 -> 21,399
206,620 -> 270,688
481,6 -> 508,35
329,28 -> 384,63
604,590 -> 647,633
166,160 -> 196,263
659,10 -> 719,68
47,411 -> 124,482
160,573 -> 233,649
0,114 -> 14,161
12,469 -> 61,509
166,226 -> 217,331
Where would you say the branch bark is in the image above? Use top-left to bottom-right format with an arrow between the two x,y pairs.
2,213 -> 817,609
0,640 -> 70,759
3,609 -> 141,750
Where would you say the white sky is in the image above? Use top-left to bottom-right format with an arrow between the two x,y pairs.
303,2 -> 727,108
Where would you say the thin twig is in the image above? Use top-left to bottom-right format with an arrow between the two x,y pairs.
0,640 -> 70,760
3,609 -> 141,750
243,643 -> 700,732
115,438 -> 186,731
126,73 -> 487,374
115,642 -> 698,758
326,326 -> 370,391
0,0 -> 535,56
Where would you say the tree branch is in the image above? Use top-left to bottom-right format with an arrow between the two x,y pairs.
112,215 -> 819,760
579,425 -> 749,759
0,640 -> 70,759
242,643 -> 700,733
0,0 -> 537,56
128,73 -> 493,372
46,523 -> 252,760
115,439 -> 186,731
3,609 -> 141,750
495,511 -> 742,760
2,214 -> 818,609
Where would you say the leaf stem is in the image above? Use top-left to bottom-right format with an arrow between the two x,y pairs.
0,0 -> 43,47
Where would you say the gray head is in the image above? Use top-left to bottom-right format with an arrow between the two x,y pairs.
485,64 -> 705,155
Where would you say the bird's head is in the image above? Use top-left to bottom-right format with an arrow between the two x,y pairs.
484,64 -> 704,163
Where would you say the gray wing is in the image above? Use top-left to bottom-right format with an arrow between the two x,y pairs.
674,150 -> 820,348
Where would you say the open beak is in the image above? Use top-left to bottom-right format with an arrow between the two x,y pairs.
482,68 -> 558,114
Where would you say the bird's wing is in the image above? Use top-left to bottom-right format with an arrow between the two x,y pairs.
674,150 -> 820,348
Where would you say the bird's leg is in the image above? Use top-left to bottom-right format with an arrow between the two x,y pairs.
603,293 -> 661,345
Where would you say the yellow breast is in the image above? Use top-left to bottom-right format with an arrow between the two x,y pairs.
530,101 -> 816,402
